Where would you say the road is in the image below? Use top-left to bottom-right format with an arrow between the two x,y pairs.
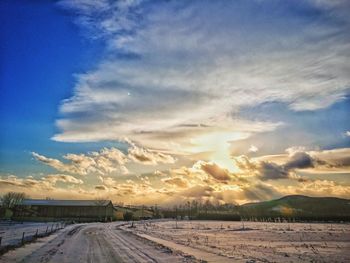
0,223 -> 196,263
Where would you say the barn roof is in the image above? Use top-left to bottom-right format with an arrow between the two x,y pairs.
20,199 -> 112,207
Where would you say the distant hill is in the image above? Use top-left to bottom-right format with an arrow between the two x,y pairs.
239,195 -> 350,221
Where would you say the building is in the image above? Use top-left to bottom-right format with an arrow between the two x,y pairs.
114,205 -> 154,220
13,199 -> 114,222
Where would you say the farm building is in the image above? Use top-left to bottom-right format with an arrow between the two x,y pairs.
114,205 -> 154,220
13,199 -> 114,222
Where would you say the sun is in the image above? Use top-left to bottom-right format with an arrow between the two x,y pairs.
188,131 -> 248,172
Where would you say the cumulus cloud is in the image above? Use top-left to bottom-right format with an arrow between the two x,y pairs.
127,142 -> 176,165
199,162 -> 231,182
32,148 -> 128,176
44,174 -> 83,184
154,170 -> 168,177
284,152 -> 315,170
0,175 -> 51,189
235,147 -> 350,180
280,179 -> 350,199
98,176 -> 117,187
162,177 -> 189,188
258,162 -> 289,180
0,174 -> 83,192
234,151 -> 318,180
248,145 -> 259,153
180,185 -> 215,199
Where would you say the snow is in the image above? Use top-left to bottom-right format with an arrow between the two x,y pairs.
0,221 -> 62,247
1,220 -> 349,262
0,222 -> 196,263
128,220 -> 350,262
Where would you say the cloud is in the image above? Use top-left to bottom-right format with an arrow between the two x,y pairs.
248,145 -> 259,153
180,185 -> 215,198
234,147 -> 350,181
258,161 -> 290,180
154,170 -> 168,176
44,174 -> 83,184
95,185 -> 107,191
32,148 -> 128,176
234,151 -> 319,180
0,175 -> 49,189
280,179 -> 350,199
98,176 -> 117,187
52,0 -> 350,153
162,177 -> 189,188
284,152 -> 315,170
32,152 -> 81,175
0,174 -> 83,192
3,145 -> 350,204
199,162 -> 231,182
127,142 -> 176,165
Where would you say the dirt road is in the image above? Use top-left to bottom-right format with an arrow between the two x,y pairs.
0,223 -> 195,263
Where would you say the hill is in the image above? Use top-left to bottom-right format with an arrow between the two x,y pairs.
239,195 -> 350,221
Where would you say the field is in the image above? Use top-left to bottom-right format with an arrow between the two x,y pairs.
0,220 -> 349,262
127,220 -> 350,262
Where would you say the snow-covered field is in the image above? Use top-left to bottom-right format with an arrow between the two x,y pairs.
128,220 -> 350,262
0,221 -> 62,247
1,220 -> 349,262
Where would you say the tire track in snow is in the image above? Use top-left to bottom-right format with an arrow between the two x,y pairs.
1,223 -> 189,263
104,225 -> 158,262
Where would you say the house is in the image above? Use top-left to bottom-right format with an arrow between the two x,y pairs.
13,199 -> 114,222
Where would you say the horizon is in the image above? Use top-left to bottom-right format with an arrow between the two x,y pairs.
10,194 -> 350,208
1,0 -> 350,206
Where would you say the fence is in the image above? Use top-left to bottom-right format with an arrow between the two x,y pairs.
0,221 -> 65,252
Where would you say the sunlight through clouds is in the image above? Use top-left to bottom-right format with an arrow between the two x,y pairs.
1,0 -> 349,205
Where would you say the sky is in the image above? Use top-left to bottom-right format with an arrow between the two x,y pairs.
1,0 -> 349,206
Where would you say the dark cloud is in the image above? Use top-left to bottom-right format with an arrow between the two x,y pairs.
258,161 -> 289,180
234,151 -> 333,180
259,152 -> 315,180
284,152 -> 314,170
200,162 -> 231,182
95,185 -> 107,190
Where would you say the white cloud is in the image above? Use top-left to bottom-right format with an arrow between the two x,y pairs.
249,145 -> 259,153
162,177 -> 189,188
52,0 -> 350,152
44,174 -> 83,184
32,148 -> 128,176
127,141 -> 176,165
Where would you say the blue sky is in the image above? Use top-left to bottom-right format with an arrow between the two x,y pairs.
0,0 -> 349,204
0,0 -> 114,174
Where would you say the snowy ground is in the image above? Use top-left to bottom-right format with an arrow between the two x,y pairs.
0,221 -> 62,247
0,222 -> 197,263
128,220 -> 350,262
1,220 -> 349,262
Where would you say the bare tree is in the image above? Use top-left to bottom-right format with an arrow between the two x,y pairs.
1,192 -> 28,208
